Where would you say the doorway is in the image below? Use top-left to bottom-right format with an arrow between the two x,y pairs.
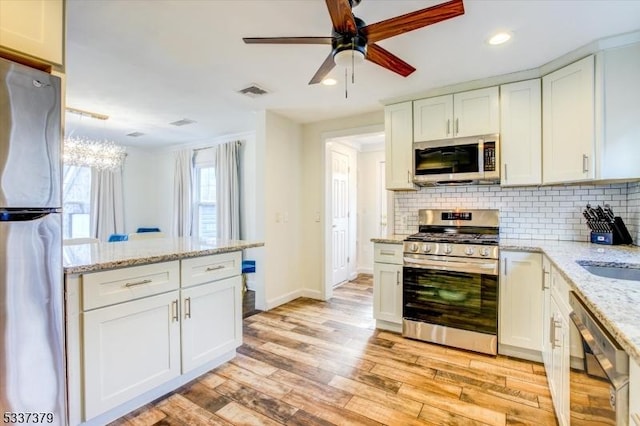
323,128 -> 386,300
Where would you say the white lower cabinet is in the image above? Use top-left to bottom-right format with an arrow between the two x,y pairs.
631,357 -> 640,425
544,267 -> 572,426
373,243 -> 403,331
68,252 -> 243,425
181,276 -> 242,373
498,251 -> 543,361
83,291 -> 181,420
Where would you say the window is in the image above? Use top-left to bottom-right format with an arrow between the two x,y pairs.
63,165 -> 91,239
194,166 -> 216,240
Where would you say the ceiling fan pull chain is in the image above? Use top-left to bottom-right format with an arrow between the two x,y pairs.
344,68 -> 348,99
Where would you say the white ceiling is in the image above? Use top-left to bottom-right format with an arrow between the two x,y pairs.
65,0 -> 640,148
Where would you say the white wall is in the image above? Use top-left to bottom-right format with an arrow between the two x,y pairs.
301,110 -> 385,298
357,147 -> 385,274
257,110 -> 306,309
122,147 -> 173,234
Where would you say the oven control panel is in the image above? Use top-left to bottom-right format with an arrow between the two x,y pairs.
403,242 -> 498,259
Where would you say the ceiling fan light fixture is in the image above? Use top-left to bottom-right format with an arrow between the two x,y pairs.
488,31 -> 512,45
334,48 -> 365,67
322,78 -> 338,86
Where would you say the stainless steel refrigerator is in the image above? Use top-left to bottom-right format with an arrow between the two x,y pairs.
0,57 -> 65,424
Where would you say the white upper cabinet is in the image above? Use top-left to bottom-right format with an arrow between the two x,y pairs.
414,87 -> 499,142
413,95 -> 454,141
542,55 -> 595,184
500,79 -> 542,186
385,102 -> 416,190
0,0 -> 64,66
595,41 -> 640,181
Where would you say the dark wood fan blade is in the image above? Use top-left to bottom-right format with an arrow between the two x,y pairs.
325,0 -> 357,34
309,53 -> 336,85
243,37 -> 333,45
363,0 -> 464,43
366,44 -> 416,77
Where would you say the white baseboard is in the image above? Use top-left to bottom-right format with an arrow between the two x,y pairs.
357,267 -> 373,275
265,288 -> 324,310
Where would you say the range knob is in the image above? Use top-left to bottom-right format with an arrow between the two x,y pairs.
464,247 -> 475,256
444,244 -> 453,254
410,243 -> 419,252
422,244 -> 432,253
480,248 -> 490,257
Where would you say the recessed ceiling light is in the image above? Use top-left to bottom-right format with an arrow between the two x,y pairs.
322,78 -> 337,86
488,32 -> 511,45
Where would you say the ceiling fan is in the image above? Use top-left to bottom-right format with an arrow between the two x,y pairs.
243,0 -> 465,85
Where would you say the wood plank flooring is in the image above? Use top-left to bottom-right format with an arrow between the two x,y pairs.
111,274 -> 562,426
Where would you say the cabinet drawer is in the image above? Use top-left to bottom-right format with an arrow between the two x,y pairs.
181,251 -> 241,288
83,261 -> 180,310
374,243 -> 403,265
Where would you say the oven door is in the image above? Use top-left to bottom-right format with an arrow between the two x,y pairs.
402,255 -> 498,336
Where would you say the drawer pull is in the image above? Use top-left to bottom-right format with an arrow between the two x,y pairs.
380,250 -> 396,256
124,279 -> 152,288
205,265 -> 225,272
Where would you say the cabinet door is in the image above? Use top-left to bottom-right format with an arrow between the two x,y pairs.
541,256 -> 552,369
549,300 -> 570,426
373,262 -> 402,324
83,291 -> 181,420
543,55 -> 595,183
413,95 -> 453,141
597,42 -> 640,180
631,357 -> 640,426
500,79 -> 542,186
499,251 -> 543,351
0,0 -> 63,66
385,102 -> 415,190
453,87 -> 500,137
181,276 -> 242,373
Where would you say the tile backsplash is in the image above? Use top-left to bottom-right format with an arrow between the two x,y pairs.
394,182 -> 639,245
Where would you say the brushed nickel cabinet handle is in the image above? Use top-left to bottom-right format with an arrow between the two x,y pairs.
380,250 -> 395,256
125,279 -> 152,288
206,265 -> 225,272
407,170 -> 411,183
396,270 -> 400,285
504,164 -> 508,182
582,154 -> 589,173
542,267 -> 550,290
455,118 -> 459,135
446,119 -> 451,135
552,317 -> 562,348
184,297 -> 191,319
171,300 -> 178,322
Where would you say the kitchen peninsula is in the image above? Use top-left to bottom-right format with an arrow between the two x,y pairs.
64,237 -> 264,426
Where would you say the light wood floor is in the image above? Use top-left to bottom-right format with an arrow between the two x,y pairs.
110,274 -> 567,425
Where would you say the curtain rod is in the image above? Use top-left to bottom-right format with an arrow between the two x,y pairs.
192,140 -> 244,152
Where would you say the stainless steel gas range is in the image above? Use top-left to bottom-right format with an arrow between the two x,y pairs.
402,209 -> 499,355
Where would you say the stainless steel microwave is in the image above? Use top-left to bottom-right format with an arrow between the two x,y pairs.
413,134 -> 500,186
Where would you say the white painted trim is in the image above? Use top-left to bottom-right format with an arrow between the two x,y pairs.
375,319 -> 402,333
157,131 -> 257,153
358,267 -> 373,275
301,289 -> 324,301
265,289 -> 303,310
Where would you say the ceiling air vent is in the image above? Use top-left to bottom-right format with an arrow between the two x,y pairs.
169,118 -> 197,127
237,84 -> 269,98
126,131 -> 145,137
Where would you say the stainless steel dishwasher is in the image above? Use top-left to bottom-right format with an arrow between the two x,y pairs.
569,292 -> 629,425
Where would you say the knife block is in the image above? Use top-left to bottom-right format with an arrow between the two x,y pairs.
590,217 -> 633,245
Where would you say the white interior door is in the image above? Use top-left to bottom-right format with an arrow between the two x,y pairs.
331,149 -> 349,287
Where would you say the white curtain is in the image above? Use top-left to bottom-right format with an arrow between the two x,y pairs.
214,141 -> 241,240
90,167 -> 124,241
172,149 -> 193,237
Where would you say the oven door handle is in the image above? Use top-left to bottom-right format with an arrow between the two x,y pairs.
569,311 -> 629,390
403,257 -> 498,276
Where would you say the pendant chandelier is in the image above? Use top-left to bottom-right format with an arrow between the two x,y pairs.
63,136 -> 127,170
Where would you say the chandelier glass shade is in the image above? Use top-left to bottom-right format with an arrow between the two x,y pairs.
63,137 -> 126,170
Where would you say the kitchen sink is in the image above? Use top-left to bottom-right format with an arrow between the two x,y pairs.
577,260 -> 640,281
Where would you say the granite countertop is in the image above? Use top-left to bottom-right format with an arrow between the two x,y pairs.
371,235 -> 640,363
64,237 -> 264,274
